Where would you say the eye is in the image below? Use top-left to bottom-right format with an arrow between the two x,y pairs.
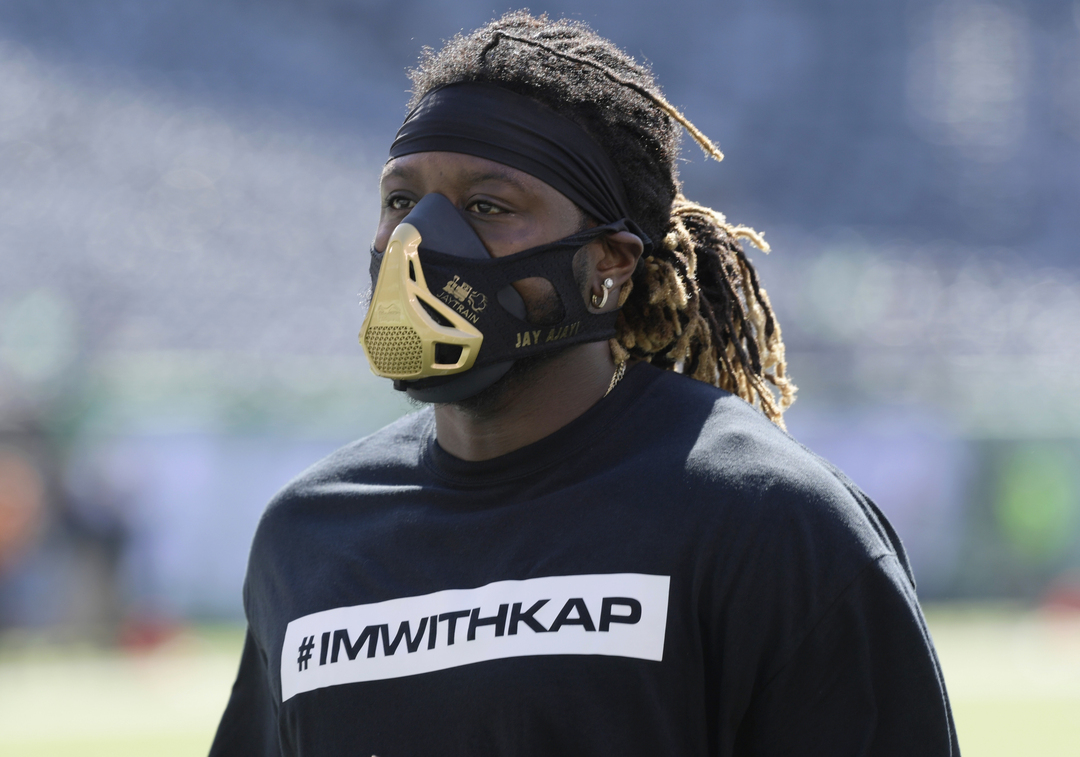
386,195 -> 416,211
467,200 -> 505,216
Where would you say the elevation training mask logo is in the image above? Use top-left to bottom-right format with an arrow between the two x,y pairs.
440,275 -> 487,320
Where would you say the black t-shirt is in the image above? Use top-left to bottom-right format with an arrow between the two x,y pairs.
210,363 -> 959,756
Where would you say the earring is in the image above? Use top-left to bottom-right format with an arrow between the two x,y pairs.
591,278 -> 615,309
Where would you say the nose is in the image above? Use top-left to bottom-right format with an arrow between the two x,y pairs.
399,193 -> 491,260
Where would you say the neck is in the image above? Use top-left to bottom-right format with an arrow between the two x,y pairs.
433,341 -> 617,461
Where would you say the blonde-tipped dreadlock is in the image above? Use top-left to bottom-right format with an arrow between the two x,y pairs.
409,11 -> 796,425
611,197 -> 795,427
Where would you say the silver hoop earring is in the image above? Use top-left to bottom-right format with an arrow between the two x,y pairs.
591,277 -> 615,309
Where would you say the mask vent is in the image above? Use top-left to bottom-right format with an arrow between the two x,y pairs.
364,325 -> 423,376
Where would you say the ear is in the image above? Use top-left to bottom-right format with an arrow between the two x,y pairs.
584,231 -> 645,312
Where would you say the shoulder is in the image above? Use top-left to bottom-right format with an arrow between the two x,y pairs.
249,408 -> 432,545
287,407 -> 430,491
638,367 -> 909,581
240,408 -> 434,619
634,372 -> 919,659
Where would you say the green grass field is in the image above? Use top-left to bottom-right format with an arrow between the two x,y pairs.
0,606 -> 1077,756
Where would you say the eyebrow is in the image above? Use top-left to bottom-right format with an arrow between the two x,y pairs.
381,162 -> 531,193
458,168 -> 531,192
380,163 -> 413,182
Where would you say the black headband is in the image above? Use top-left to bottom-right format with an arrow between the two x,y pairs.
388,82 -> 633,225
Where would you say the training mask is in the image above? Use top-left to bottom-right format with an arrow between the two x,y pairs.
359,193 -> 638,403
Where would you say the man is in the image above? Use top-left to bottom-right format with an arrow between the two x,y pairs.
211,12 -> 958,756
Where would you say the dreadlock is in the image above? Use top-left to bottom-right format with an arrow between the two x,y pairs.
409,11 -> 796,426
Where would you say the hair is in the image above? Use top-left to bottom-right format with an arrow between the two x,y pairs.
408,11 -> 796,426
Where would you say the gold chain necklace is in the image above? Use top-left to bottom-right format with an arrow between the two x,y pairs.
603,360 -> 626,397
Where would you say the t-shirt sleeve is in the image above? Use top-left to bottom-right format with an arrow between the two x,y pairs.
736,555 -> 960,756
209,627 -> 282,757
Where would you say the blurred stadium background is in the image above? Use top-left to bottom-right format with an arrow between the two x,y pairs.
0,0 -> 1078,754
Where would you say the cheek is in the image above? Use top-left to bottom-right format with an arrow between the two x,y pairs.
474,223 -> 530,257
506,243 -> 598,324
572,245 -> 597,292
483,207 -> 586,258
511,277 -> 565,326
373,215 -> 399,253
510,277 -> 556,302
